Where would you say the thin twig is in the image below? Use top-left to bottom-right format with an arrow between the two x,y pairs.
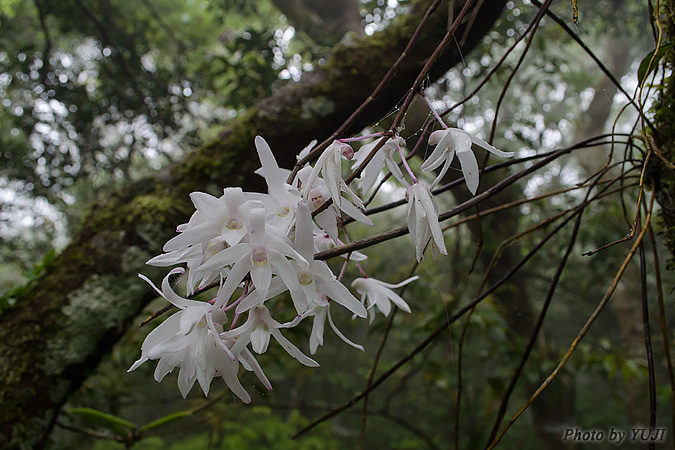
485,199 -> 654,450
484,164 -> 602,447
647,222 -> 675,450
359,262 -> 419,448
295,176 -> 620,439
638,209 -> 657,450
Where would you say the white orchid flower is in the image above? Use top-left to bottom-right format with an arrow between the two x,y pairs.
128,269 -> 249,400
198,204 -> 308,312
406,182 -> 447,262
296,165 -> 373,242
352,136 -> 408,192
222,305 -> 318,367
422,128 -> 514,194
351,276 -> 419,323
163,188 -> 261,251
254,136 -> 302,233
304,293 -> 364,354
235,201 -> 367,318
149,187 -> 273,292
303,140 -> 363,209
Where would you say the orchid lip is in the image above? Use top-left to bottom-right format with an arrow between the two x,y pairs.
226,219 -> 242,230
251,246 -> 268,267
298,270 -> 313,286
309,188 -> 325,208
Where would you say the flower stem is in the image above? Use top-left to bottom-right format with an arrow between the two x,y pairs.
421,89 -> 448,129
398,143 -> 418,184
338,132 -> 386,143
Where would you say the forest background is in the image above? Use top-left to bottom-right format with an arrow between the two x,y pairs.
0,0 -> 674,449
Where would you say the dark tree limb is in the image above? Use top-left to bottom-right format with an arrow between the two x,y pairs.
0,1 -> 507,448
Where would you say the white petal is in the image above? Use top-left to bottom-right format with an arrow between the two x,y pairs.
378,275 -> 419,289
158,269 -> 205,309
359,149 -> 387,193
235,277 -> 288,314
375,293 -> 392,316
247,206 -> 267,247
250,256 -> 272,301
239,348 -> 273,391
255,136 -> 286,191
270,328 -> 319,367
198,243 -> 251,273
163,222 -> 220,252
340,200 -> 374,226
457,146 -> 480,195
327,308 -> 364,351
317,274 -> 367,318
384,153 -> 407,188
214,348 -> 251,403
273,257 -> 309,313
309,307 -> 327,354
251,324 -> 271,354
380,288 -> 411,313
294,201 -> 315,262
417,186 -> 447,256
266,239 -> 307,265
428,129 -> 447,145
469,135 -> 514,157
213,255 -> 251,309
154,352 -> 180,382
179,305 -> 206,335
315,208 -> 338,242
430,154 -> 454,190
189,191 -> 222,212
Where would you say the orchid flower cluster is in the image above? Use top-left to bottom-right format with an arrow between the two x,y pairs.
129,110 -> 513,402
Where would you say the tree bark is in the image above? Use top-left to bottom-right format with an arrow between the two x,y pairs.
0,1 -> 507,448
650,0 -> 675,270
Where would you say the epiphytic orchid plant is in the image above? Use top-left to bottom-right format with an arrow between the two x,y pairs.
129,91 -> 514,401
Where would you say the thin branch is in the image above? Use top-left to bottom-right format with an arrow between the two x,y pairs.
345,0 -> 480,187
647,223 -> 675,450
530,0 -> 656,134
378,410 -> 442,450
359,262 -> 419,448
295,175 -> 621,439
315,143 -> 577,261
483,164 -> 600,447
638,210 -> 657,450
488,0 -> 552,144
486,197 -> 654,450
288,0 -> 448,182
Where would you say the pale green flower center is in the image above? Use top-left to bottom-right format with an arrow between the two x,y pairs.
298,269 -> 313,286
226,218 -> 242,230
251,247 -> 268,267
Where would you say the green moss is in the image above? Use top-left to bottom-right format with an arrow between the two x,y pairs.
301,96 -> 336,120
649,3 -> 675,268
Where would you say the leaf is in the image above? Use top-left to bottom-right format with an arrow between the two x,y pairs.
139,410 -> 193,433
68,407 -> 136,437
0,249 -> 57,313
638,43 -> 674,84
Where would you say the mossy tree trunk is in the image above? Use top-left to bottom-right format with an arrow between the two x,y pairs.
0,1 -> 507,448
651,1 -> 675,269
